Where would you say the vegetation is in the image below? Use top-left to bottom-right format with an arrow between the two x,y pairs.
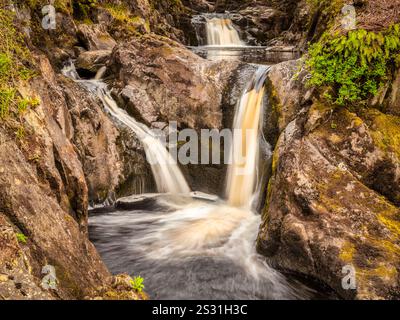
306,24 -> 400,106
16,232 -> 28,244
130,276 -> 145,293
0,9 -> 38,122
73,0 -> 97,21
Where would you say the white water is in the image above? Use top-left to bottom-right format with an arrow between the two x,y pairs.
85,61 -> 321,299
206,17 -> 244,46
90,194 -> 318,299
226,66 -> 270,208
62,63 -> 190,195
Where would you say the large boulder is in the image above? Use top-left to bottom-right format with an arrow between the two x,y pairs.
77,24 -> 117,51
109,34 -> 239,130
75,50 -> 112,75
257,60 -> 400,300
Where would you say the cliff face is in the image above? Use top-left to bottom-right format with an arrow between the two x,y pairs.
256,0 -> 400,299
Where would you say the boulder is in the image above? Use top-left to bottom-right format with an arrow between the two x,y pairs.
77,24 -> 117,51
75,50 -> 112,75
236,6 -> 291,45
257,60 -> 400,300
109,34 -> 239,130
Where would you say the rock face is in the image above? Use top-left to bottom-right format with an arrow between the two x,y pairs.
233,6 -> 291,45
108,35 -> 239,193
2,0 -> 238,299
0,50 -> 154,299
257,60 -> 400,300
109,34 -> 239,130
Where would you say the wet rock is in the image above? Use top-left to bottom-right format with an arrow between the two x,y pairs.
183,0 -> 214,12
264,59 -> 313,145
257,103 -> 400,299
75,50 -> 112,75
77,24 -> 117,51
109,34 -> 239,130
235,6 -> 290,45
385,68 -> 400,116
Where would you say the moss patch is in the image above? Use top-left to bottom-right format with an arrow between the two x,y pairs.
0,8 -> 38,124
362,108 -> 400,160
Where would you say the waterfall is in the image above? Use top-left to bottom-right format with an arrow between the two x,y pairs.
226,66 -> 270,208
206,17 -> 243,46
62,63 -> 191,195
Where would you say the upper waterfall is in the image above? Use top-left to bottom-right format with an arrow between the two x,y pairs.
206,17 -> 244,46
225,66 -> 270,208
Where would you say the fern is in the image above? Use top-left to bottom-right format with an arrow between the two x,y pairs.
307,24 -> 400,106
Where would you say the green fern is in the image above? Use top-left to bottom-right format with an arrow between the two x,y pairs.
306,24 -> 400,106
130,276 -> 145,293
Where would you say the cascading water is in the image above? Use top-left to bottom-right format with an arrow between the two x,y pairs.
85,18 -> 328,299
86,63 -> 323,299
62,63 -> 190,195
226,66 -> 270,208
206,17 -> 243,46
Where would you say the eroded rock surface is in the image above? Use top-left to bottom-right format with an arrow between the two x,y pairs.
109,35 -> 239,130
257,60 -> 400,300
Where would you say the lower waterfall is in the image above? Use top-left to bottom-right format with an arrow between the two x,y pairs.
226,66 -> 270,208
87,64 -> 324,299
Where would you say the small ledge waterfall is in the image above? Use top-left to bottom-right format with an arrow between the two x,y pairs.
62,63 -> 190,195
206,17 -> 243,46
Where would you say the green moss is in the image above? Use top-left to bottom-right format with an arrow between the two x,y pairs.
0,9 -> 37,121
271,144 -> 280,174
16,232 -> 28,244
339,241 -> 356,263
102,3 -> 149,36
72,0 -> 97,21
307,25 -> 400,106
378,213 -> 400,237
363,109 -> 400,160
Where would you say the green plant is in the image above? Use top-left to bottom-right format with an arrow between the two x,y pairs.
306,25 -> 400,106
73,0 -> 97,20
17,97 -> 40,115
130,276 -> 145,293
0,9 -> 36,121
16,232 -> 28,244
15,126 -> 25,140
0,87 -> 16,119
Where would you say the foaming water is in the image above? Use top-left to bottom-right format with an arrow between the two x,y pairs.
89,195 -> 321,299
226,66 -> 270,208
61,63 -> 190,195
